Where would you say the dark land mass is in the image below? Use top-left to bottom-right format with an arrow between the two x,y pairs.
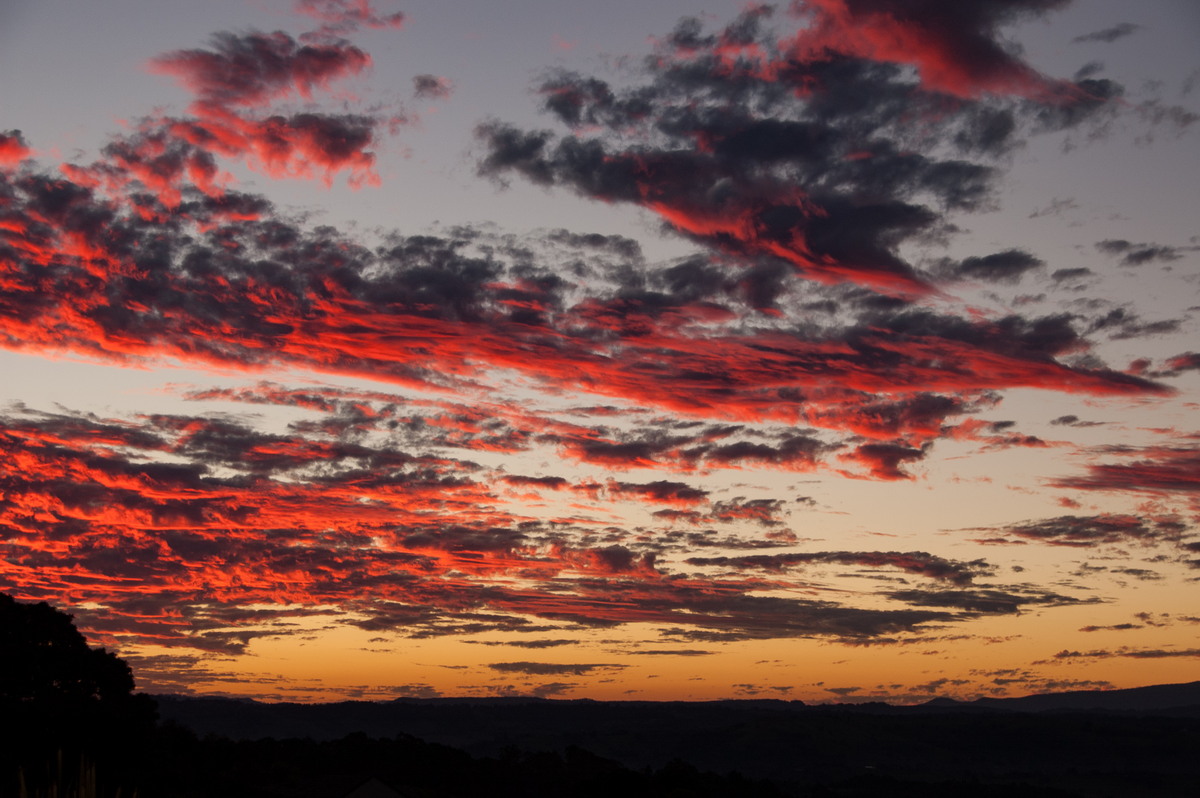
942,680 -> 1200,713
4,593 -> 1197,796
145,683 -> 1200,797
157,680 -> 1200,742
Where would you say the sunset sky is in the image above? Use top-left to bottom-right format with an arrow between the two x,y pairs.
1,0 -> 1197,704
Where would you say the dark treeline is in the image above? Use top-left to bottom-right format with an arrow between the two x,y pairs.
14,699 -> 1200,798
155,696 -> 1200,798
120,727 -> 791,798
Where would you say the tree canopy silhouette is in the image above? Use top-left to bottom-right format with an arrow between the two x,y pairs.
2,593 -> 132,703
1,593 -> 158,796
0,592 -> 156,741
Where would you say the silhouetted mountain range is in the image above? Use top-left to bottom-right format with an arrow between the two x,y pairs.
922,680 -> 1200,714
152,683 -> 1200,797
156,681 -> 1200,743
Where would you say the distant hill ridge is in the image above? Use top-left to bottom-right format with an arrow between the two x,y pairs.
149,683 -> 1200,794
961,680 -> 1200,712
153,680 -> 1200,745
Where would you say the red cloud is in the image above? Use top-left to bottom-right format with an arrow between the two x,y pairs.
1054,442 -> 1200,498
0,131 -> 32,167
0,404 -> 965,657
66,29 -> 393,205
294,0 -> 405,35
480,4 -> 1121,309
1163,352 -> 1200,373
168,109 -> 382,188
640,187 -> 932,297
787,0 -> 1076,100
0,169 -> 1169,449
149,31 -> 371,108
606,479 -> 710,506
804,393 -> 982,443
839,442 -> 927,480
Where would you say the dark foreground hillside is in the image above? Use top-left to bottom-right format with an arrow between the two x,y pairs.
14,712 -> 1200,798
151,690 -> 1200,798
110,727 -> 787,798
6,695 -> 1200,796
8,594 -> 1197,796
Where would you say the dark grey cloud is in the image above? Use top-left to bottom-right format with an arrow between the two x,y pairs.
824,686 -> 862,696
1078,623 -> 1141,632
1085,305 -> 1182,340
465,639 -> 579,649
1051,647 -> 1200,660
1072,23 -> 1140,44
952,249 -> 1044,283
976,514 -> 1190,547
1028,197 -> 1078,219
888,586 -> 1092,614
502,475 -> 570,490
1050,414 -> 1104,427
149,30 -> 371,107
610,480 -> 709,504
686,550 -> 994,586
413,74 -> 454,99
487,661 -> 627,676
1108,567 -> 1163,582
1095,239 -> 1186,266
1073,61 -> 1105,81
1051,267 -> 1093,284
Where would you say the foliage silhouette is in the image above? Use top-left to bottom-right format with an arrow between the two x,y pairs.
2,594 -> 135,706
1,593 -> 155,797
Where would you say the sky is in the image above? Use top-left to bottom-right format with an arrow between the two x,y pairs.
0,0 -> 1197,704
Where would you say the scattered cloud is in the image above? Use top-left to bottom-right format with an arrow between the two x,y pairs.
1094,239 -> 1189,267
413,74 -> 454,100
487,662 -> 628,676
1,0 -> 1194,700
973,514 -> 1192,548
1072,23 -> 1140,45
1049,647 -> 1200,660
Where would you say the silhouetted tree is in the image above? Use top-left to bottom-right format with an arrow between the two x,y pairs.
1,593 -> 136,706
0,592 -> 157,794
